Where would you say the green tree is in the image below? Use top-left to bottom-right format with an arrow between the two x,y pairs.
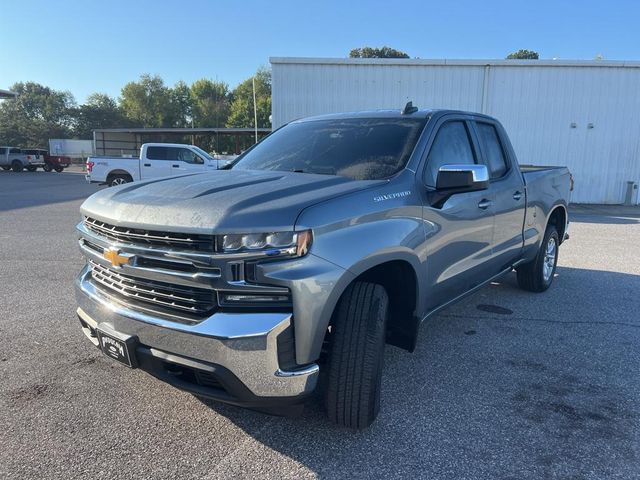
190,79 -> 230,128
120,74 -> 187,127
170,80 -> 192,128
506,49 -> 539,59
0,81 -> 75,147
227,67 -> 271,129
349,46 -> 410,58
73,93 -> 126,139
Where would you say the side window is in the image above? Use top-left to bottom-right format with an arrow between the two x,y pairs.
9,148 -> 22,154
146,146 -> 167,160
0,148 -> 6,155
176,148 -> 203,164
476,123 -> 508,179
423,121 -> 476,186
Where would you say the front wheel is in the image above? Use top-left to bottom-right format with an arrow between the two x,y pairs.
324,281 -> 389,429
43,164 -> 53,172
516,225 -> 559,292
54,166 -> 64,173
26,165 -> 37,172
11,160 -> 23,172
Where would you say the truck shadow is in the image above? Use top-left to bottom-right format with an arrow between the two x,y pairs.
195,266 -> 640,478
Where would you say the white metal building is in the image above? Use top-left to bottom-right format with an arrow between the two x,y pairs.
271,57 -> 640,204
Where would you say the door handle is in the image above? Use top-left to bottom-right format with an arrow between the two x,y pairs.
513,191 -> 523,201
143,163 -> 151,167
172,164 -> 179,168
478,199 -> 492,210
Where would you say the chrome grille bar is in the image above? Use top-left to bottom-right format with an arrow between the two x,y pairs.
84,216 -> 214,252
89,260 -> 216,318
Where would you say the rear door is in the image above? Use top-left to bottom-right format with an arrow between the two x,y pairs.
472,120 -> 526,271
142,146 -> 172,179
421,117 -> 496,310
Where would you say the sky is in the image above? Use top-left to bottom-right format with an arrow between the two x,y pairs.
1,0 -> 639,103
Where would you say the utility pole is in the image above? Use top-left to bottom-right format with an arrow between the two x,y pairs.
252,76 -> 258,143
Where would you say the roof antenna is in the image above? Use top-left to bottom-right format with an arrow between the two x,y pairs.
402,101 -> 418,115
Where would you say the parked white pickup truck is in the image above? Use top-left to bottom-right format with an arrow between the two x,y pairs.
86,143 -> 232,186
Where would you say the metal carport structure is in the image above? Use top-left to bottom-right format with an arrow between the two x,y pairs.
93,127 -> 271,157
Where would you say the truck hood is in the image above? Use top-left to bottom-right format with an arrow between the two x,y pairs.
80,170 -> 383,233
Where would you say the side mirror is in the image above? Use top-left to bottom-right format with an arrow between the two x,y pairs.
436,164 -> 489,192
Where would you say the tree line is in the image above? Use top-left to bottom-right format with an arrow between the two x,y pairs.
0,67 -> 271,153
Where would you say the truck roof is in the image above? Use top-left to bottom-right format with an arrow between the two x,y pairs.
292,108 -> 497,123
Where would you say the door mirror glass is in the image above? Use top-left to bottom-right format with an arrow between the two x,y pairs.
436,164 -> 489,192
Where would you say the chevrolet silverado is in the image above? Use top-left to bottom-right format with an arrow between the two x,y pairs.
75,107 -> 571,428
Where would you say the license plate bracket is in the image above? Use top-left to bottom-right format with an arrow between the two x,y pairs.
96,324 -> 138,368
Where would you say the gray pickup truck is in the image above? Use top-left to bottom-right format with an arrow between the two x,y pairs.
75,107 -> 571,428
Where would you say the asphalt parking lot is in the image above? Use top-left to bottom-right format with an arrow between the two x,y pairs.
1,170 -> 639,480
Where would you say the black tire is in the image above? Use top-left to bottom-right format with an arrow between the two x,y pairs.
26,165 -> 37,172
54,166 -> 64,173
516,225 -> 559,292
108,174 -> 132,187
11,160 -> 23,172
325,281 -> 389,429
43,164 -> 53,172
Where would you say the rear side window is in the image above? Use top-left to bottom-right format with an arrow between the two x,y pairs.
0,148 -> 7,155
146,146 -> 167,160
424,121 -> 476,186
476,123 -> 508,179
9,148 -> 22,154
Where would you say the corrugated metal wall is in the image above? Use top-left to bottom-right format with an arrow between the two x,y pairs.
271,58 -> 640,204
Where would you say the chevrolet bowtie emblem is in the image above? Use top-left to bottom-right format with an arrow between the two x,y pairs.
103,248 -> 133,268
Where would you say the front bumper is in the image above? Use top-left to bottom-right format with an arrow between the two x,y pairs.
75,266 -> 319,407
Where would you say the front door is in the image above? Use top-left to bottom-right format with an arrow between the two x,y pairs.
168,147 -> 207,175
421,118 -> 495,311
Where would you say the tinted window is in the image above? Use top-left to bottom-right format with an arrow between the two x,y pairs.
424,121 -> 476,186
146,146 -> 167,160
476,122 -> 508,179
232,118 -> 426,181
9,148 -> 22,154
0,148 -> 7,155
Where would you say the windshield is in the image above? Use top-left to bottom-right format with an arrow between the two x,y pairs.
232,117 -> 426,180
191,145 -> 214,160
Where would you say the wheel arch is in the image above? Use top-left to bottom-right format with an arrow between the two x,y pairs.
547,204 -> 568,243
326,252 -> 423,354
106,169 -> 133,180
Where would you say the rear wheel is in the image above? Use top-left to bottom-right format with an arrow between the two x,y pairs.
11,160 -> 23,172
108,174 -> 132,187
26,165 -> 37,172
43,164 -> 53,172
325,281 -> 389,429
516,225 -> 559,292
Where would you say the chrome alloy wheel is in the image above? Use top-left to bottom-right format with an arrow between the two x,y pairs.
543,236 -> 557,282
111,177 -> 128,186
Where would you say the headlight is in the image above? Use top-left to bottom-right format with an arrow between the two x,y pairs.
217,230 -> 312,257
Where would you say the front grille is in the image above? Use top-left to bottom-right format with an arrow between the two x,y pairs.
88,260 -> 216,320
84,216 -> 214,252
